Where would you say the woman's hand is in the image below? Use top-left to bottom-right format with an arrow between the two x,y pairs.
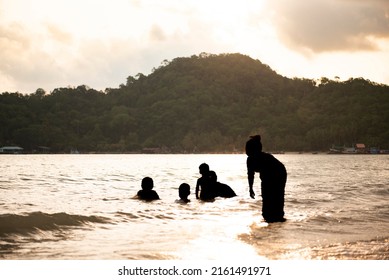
249,187 -> 255,199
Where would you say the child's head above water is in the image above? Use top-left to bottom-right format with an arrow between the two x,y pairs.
141,177 -> 154,191
178,183 -> 190,201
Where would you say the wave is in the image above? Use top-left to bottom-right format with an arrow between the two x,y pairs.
308,237 -> 389,260
115,211 -> 175,221
115,211 -> 140,220
0,212 -> 111,236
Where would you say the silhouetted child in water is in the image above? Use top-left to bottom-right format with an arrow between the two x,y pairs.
209,171 -> 237,198
137,177 -> 160,201
195,163 -> 216,201
246,135 -> 287,223
176,183 -> 191,204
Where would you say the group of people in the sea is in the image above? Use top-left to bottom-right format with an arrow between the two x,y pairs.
136,135 -> 287,223
136,162 -> 236,204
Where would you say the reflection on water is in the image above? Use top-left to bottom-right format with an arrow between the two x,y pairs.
0,154 -> 388,259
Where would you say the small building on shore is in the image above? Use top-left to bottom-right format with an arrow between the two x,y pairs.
0,146 -> 24,154
355,143 -> 366,153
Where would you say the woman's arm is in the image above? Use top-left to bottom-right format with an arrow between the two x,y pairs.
247,158 -> 256,199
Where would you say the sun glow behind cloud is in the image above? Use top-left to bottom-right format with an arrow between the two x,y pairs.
0,0 -> 389,93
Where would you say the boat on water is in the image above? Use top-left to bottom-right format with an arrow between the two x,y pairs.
342,147 -> 357,154
329,145 -> 350,154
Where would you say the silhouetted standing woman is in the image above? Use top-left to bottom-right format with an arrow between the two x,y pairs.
246,135 -> 287,223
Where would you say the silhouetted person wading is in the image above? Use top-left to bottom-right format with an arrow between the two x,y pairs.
246,135 -> 287,223
195,163 -> 216,201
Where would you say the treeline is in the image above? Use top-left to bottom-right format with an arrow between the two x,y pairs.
1,53 -> 389,153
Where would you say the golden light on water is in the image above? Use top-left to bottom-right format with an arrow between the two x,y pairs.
173,210 -> 267,260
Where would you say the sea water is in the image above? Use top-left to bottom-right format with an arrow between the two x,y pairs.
0,154 -> 388,260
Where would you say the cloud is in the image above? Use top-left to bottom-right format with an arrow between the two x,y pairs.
0,0 -> 234,93
149,24 -> 167,42
266,0 -> 389,53
45,23 -> 73,44
0,19 -> 94,92
1,0 -> 389,93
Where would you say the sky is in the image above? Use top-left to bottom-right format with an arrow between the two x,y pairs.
1,0 -> 389,94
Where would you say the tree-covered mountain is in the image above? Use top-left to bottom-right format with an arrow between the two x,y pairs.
1,53 -> 388,153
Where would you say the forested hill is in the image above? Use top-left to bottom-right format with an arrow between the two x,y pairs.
1,53 -> 389,153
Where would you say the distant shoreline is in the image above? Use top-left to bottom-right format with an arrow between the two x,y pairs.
1,151 -> 389,155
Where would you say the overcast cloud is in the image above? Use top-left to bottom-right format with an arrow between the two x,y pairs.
266,0 -> 389,53
0,0 -> 388,94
